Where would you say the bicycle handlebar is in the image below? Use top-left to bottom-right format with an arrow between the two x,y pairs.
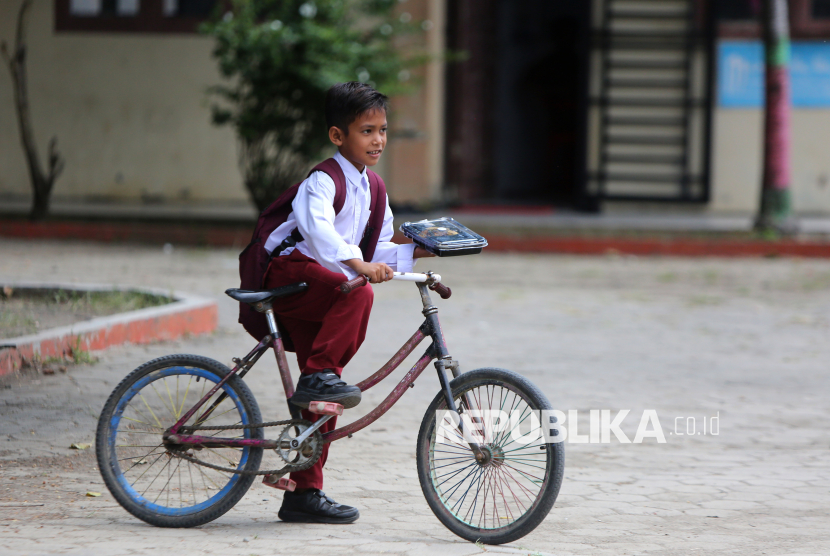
391,272 -> 442,283
336,271 -> 450,298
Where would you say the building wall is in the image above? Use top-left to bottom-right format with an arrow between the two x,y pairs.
711,108 -> 830,215
376,0 -> 446,207
0,0 -> 248,211
0,0 -> 445,216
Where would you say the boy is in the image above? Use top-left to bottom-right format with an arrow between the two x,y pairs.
262,82 -> 433,524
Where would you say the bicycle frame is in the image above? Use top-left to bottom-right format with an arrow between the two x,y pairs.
165,274 -> 474,454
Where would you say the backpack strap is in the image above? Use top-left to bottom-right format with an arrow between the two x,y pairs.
311,158 -> 348,214
360,169 -> 388,262
270,158 -> 348,258
269,227 -> 305,259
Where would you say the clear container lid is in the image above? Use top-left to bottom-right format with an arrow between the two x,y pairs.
399,217 -> 488,251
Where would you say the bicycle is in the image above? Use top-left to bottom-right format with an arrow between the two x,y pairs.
95,271 -> 564,544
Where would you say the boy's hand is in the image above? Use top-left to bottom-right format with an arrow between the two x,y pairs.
343,259 -> 394,283
413,247 -> 435,259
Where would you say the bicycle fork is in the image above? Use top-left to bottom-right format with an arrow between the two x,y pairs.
417,279 -> 486,463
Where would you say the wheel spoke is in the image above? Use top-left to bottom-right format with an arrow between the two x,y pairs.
499,465 -> 539,505
164,378 -> 179,420
434,461 -> 478,485
458,466 -> 486,520
178,375 -> 194,419
149,382 -> 177,422
431,454 -> 473,463
494,468 -> 519,521
501,444 -> 546,455
448,465 -> 484,513
153,456 -> 183,505
119,415 -> 158,428
118,446 -> 165,474
431,458 -> 474,471
141,455 -> 173,498
187,460 -> 198,506
197,405 -> 239,424
139,394 -> 165,430
431,444 -> 471,455
424,376 -> 559,535
494,394 -> 525,447
197,460 -> 223,491
498,403 -> 529,447
117,448 -> 163,463
129,451 -> 168,487
203,446 -> 243,469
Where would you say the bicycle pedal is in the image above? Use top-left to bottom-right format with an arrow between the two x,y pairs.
307,401 -> 343,416
262,475 -> 296,492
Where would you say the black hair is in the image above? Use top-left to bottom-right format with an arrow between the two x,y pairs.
325,82 -> 389,135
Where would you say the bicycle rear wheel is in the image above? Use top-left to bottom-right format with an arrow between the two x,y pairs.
416,368 -> 564,544
95,354 -> 263,527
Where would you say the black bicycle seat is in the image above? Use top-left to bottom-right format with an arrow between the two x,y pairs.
225,283 -> 308,305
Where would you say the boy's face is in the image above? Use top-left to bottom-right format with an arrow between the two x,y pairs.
329,109 -> 387,172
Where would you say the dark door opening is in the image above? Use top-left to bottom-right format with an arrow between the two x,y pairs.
444,0 -> 590,208
445,0 -> 714,210
492,1 -> 590,207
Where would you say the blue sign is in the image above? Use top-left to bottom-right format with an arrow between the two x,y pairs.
718,40 -> 830,107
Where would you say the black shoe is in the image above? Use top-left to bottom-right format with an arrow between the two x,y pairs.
290,370 -> 361,409
278,489 -> 360,524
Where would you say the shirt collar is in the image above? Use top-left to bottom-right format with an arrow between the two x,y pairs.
334,151 -> 368,189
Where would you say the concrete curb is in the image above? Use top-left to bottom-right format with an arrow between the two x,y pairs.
0,282 -> 217,377
4,218 -> 830,257
0,219 -> 252,248
484,235 -> 830,257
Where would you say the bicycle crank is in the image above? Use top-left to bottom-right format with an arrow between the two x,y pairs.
275,421 -> 324,469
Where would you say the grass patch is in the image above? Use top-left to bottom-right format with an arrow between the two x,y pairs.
44,289 -> 172,312
0,287 -> 173,338
657,272 -> 678,283
686,295 -> 723,307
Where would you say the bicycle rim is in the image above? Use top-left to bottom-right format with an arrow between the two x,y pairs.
105,366 -> 254,516
418,368 -> 562,544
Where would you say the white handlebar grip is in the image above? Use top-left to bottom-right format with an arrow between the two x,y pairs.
392,272 -> 441,283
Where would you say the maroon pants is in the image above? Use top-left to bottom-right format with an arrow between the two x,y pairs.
264,250 -> 373,490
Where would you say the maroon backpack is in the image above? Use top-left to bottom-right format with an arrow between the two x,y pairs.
238,158 -> 388,347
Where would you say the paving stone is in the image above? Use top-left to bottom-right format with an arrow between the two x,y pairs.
2,241 -> 830,555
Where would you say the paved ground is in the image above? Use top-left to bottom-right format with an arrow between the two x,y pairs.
0,238 -> 828,556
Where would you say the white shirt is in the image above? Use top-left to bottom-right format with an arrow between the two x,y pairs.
264,151 -> 416,280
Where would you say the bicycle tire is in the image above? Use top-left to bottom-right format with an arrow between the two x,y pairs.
416,368 -> 564,545
95,354 -> 264,528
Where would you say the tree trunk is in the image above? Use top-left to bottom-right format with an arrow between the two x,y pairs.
756,0 -> 793,233
1,0 -> 63,221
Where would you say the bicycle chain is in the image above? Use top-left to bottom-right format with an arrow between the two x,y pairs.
168,450 -> 300,476
169,419 -> 323,476
179,419 -> 294,432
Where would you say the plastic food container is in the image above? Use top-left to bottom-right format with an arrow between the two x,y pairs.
399,217 -> 488,257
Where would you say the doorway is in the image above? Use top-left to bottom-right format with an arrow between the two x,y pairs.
444,0 -> 591,208
492,1 -> 590,206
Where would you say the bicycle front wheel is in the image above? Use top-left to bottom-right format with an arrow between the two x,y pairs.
95,354 -> 264,527
416,368 -> 564,545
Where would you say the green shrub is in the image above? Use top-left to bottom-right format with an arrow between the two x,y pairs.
202,0 -> 428,211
